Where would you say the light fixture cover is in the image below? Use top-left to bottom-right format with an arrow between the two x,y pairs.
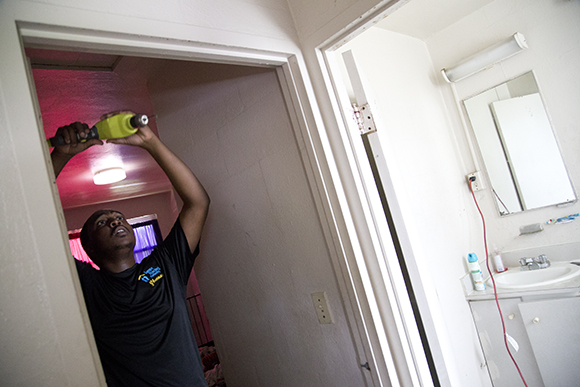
93,167 -> 126,185
441,33 -> 528,83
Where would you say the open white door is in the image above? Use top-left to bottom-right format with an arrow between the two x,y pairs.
339,49 -> 446,387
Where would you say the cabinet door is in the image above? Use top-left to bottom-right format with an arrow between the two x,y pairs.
470,299 -> 544,387
518,297 -> 580,386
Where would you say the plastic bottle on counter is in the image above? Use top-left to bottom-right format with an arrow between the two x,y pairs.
468,253 -> 486,291
492,248 -> 507,273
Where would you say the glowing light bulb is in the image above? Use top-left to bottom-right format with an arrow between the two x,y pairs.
93,167 -> 126,185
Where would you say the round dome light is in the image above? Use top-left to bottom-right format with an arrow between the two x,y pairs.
93,167 -> 126,185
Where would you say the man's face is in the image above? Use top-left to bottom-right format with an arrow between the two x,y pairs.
86,210 -> 136,258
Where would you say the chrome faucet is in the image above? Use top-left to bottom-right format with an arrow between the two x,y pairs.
519,254 -> 551,270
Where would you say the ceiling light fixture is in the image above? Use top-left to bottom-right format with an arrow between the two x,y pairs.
441,33 -> 528,83
93,167 -> 126,185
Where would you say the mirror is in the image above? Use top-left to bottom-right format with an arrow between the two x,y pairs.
464,71 -> 576,215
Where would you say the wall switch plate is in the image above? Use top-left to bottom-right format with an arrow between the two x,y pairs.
311,292 -> 333,324
467,171 -> 485,191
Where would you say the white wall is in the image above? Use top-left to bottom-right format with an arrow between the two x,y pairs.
0,0 -> 313,385
428,0 -> 580,263
147,60 -> 366,386
30,62 -> 180,237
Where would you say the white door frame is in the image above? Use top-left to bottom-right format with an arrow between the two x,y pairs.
311,2 -> 452,386
17,21 -> 383,386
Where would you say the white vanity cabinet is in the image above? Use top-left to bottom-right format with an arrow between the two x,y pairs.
469,295 -> 580,387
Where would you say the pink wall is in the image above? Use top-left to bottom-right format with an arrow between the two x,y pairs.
30,56 -> 179,237
32,56 -> 173,210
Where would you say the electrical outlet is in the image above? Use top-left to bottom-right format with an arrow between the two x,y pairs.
311,292 -> 333,324
467,171 -> 485,191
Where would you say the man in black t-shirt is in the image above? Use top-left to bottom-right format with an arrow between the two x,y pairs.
52,110 -> 211,386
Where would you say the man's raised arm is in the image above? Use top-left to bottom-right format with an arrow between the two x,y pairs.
106,111 -> 210,252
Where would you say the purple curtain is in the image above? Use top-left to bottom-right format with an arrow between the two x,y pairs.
133,224 -> 159,263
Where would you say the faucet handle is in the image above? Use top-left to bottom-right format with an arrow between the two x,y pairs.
536,254 -> 550,267
519,257 -> 534,266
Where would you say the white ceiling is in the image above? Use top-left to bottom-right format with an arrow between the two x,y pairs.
375,0 -> 495,40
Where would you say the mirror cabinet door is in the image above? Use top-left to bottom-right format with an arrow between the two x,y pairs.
463,72 -> 576,215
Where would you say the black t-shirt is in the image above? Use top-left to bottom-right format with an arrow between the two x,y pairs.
75,220 -> 208,387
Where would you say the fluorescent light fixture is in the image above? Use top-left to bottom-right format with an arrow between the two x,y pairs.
441,33 -> 528,83
93,167 -> 126,185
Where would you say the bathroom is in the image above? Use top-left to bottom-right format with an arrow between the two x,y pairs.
325,0 -> 580,385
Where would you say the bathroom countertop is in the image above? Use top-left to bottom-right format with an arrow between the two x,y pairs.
464,262 -> 580,301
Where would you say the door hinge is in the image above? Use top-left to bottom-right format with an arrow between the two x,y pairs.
353,103 -> 377,135
360,361 -> 371,371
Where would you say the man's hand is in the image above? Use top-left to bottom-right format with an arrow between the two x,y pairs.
51,121 -> 103,178
103,110 -> 155,148
52,121 -> 103,157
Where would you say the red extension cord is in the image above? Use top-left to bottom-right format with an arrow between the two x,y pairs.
469,180 -> 529,387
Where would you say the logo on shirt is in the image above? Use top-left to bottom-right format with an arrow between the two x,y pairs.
138,266 -> 164,286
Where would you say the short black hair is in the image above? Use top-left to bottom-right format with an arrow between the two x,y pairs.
80,209 -> 122,258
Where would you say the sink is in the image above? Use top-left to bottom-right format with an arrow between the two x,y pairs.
488,262 -> 580,289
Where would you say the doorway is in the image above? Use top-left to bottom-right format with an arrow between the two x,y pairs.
23,26 -> 376,386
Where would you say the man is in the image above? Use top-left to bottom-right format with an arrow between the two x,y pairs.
51,111 -> 211,386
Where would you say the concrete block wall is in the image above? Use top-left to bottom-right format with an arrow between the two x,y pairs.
148,60 -> 366,387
